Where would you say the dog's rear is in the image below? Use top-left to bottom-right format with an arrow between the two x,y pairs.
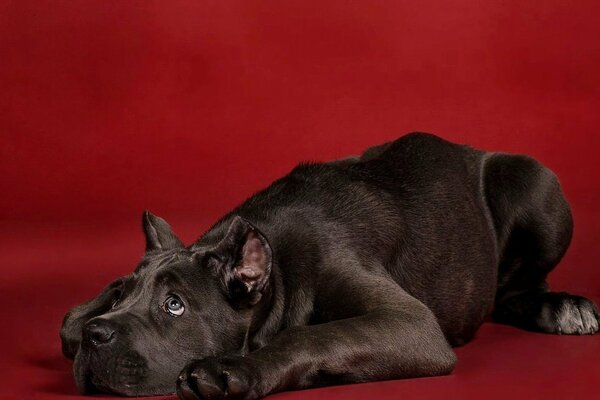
355,133 -> 597,339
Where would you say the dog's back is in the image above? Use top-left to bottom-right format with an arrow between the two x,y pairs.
206,132 -> 575,346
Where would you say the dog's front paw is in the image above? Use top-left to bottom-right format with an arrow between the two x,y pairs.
176,356 -> 259,400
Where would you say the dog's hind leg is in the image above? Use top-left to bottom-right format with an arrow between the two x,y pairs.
484,153 -> 599,335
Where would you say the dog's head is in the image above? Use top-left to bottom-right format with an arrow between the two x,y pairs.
60,211 -> 272,396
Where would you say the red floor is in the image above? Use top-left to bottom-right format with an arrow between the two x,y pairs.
1,220 -> 598,400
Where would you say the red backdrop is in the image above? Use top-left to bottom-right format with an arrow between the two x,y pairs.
1,1 -> 599,399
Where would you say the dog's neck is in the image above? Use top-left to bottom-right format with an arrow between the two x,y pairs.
244,261 -> 286,352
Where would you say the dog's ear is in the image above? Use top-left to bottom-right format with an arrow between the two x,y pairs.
142,210 -> 184,251
210,216 -> 272,307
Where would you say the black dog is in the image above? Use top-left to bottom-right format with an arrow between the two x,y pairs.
61,132 -> 599,399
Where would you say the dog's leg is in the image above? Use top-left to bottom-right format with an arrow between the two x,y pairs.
485,153 -> 599,335
176,273 -> 456,400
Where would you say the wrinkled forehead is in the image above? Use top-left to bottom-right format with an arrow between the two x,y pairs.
117,249 -> 198,297
135,249 -> 195,274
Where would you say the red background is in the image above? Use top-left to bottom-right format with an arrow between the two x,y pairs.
1,1 -> 599,399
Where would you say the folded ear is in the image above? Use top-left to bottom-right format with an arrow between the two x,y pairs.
142,210 -> 184,251
211,216 -> 272,307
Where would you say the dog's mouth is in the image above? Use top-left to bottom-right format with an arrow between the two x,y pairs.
76,369 -> 114,396
74,348 -> 150,395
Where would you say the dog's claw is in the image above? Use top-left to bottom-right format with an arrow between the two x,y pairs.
176,356 -> 257,400
176,372 -> 200,400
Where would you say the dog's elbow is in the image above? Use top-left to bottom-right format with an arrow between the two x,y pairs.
413,336 -> 456,377
381,308 -> 457,378
434,348 -> 457,375
401,310 -> 457,377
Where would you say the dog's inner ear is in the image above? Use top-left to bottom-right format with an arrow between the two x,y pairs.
143,210 -> 184,251
236,230 -> 269,289
213,216 -> 272,306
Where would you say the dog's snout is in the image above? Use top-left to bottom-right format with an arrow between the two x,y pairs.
83,320 -> 116,347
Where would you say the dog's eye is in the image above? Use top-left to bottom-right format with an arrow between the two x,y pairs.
163,295 -> 185,317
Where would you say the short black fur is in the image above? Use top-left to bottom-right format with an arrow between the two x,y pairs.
61,132 -> 599,399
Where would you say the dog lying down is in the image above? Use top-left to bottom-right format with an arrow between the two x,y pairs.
61,132 -> 599,399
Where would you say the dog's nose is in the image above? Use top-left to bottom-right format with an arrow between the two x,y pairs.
83,320 -> 116,347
